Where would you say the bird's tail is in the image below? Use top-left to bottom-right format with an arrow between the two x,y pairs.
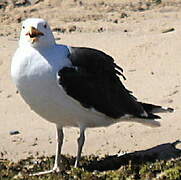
120,103 -> 173,127
132,102 -> 174,127
140,102 -> 174,114
130,118 -> 161,127
128,103 -> 174,128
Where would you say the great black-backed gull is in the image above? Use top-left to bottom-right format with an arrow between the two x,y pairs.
11,18 -> 173,175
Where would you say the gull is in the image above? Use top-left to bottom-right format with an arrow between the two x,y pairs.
11,18 -> 173,175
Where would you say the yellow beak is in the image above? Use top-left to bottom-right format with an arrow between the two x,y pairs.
26,26 -> 44,43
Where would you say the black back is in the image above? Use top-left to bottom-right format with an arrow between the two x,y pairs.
58,47 -> 160,119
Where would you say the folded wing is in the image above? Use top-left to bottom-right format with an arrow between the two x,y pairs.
58,47 -> 160,119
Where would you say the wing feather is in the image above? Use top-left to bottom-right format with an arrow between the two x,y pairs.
58,47 -> 158,119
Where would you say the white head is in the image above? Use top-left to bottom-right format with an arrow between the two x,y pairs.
19,18 -> 55,48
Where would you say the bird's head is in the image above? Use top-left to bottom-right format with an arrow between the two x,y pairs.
19,18 -> 55,48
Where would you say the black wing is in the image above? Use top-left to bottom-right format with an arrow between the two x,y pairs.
58,47 -> 160,119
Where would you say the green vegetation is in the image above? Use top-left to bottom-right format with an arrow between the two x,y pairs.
0,155 -> 180,180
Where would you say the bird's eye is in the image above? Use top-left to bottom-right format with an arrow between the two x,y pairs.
22,26 -> 25,29
44,24 -> 47,29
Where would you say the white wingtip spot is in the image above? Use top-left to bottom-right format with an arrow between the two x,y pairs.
141,111 -> 148,117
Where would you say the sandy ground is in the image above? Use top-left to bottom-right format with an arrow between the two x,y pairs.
0,0 -> 181,161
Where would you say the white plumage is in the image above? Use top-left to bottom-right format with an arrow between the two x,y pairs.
11,18 -> 114,175
11,18 -> 173,175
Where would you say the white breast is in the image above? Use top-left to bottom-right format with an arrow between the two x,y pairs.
11,45 -> 73,124
11,45 -> 114,128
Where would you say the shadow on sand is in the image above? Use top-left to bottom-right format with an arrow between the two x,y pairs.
79,140 -> 181,172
